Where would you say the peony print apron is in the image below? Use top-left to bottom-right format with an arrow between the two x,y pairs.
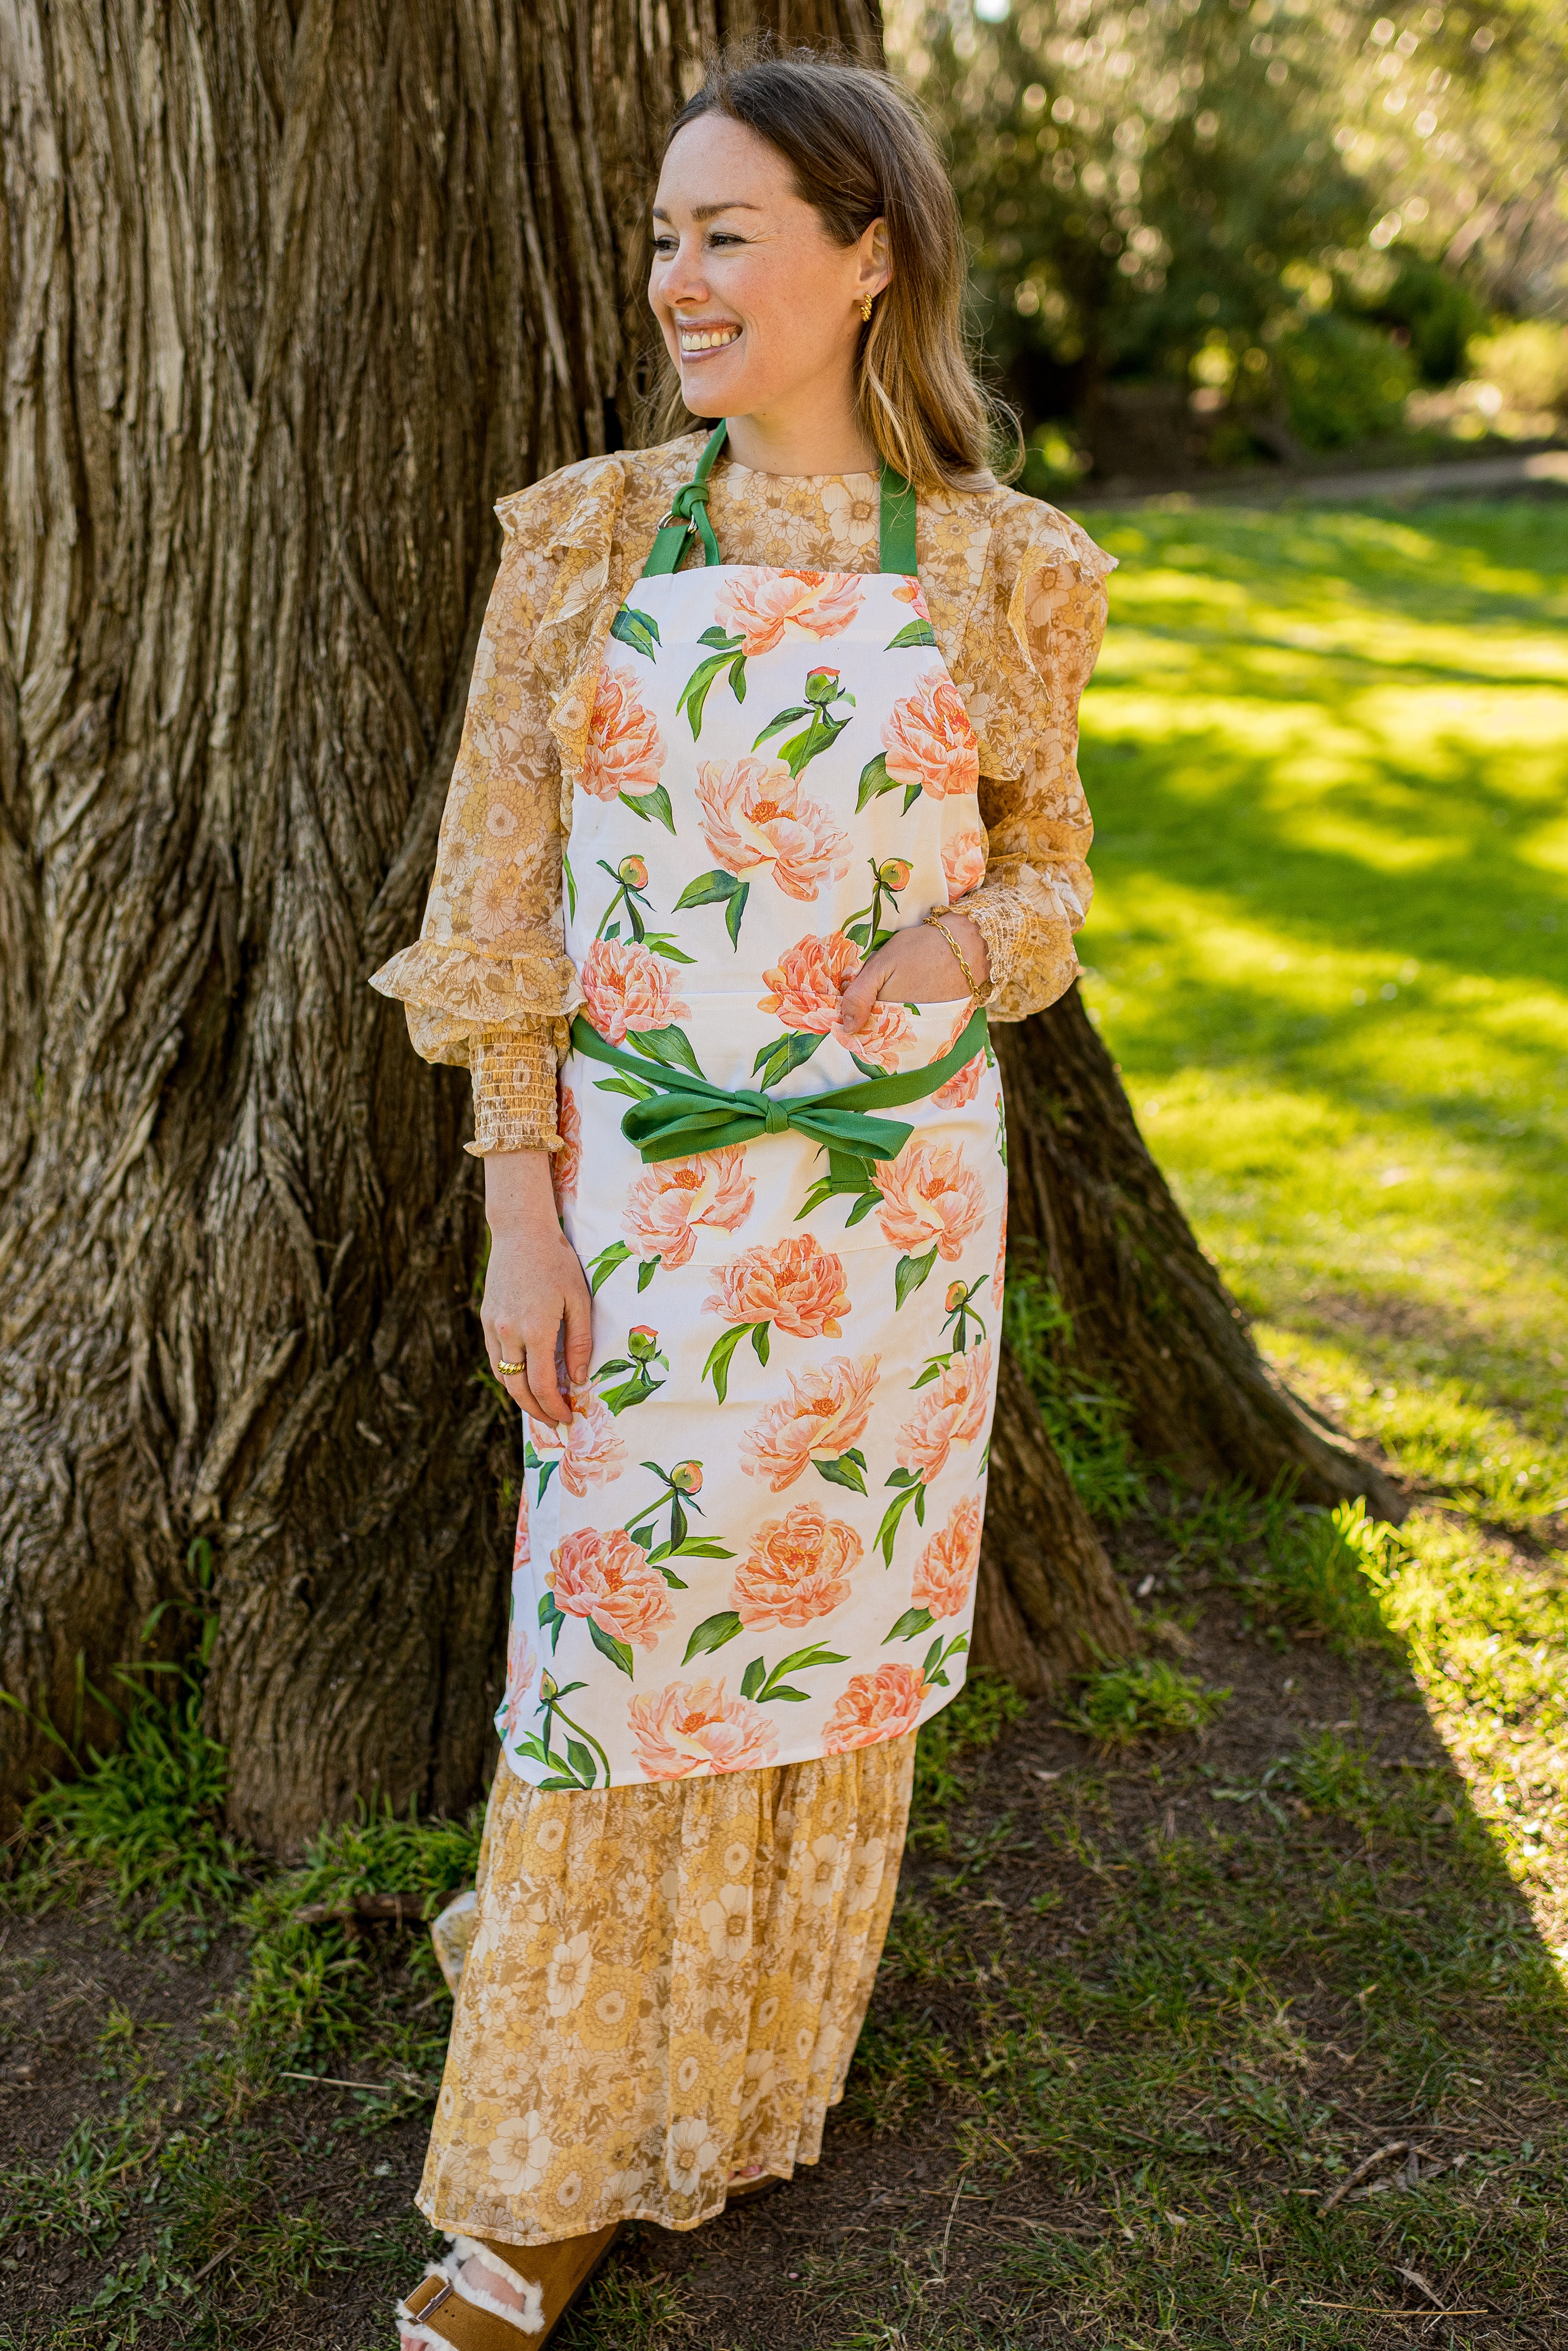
498,426 -> 1006,1791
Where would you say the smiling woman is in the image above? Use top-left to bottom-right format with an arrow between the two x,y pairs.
373,45 -> 1117,2351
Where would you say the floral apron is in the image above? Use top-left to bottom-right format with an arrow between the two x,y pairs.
499,430 -> 1006,1791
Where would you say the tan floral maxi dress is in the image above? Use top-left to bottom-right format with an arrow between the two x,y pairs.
371,439 -> 1111,2244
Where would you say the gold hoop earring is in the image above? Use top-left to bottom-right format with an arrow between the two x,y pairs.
861,294 -> 874,323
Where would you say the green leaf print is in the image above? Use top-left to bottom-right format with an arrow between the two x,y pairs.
923,1633 -> 970,1689
874,1470 -> 928,1567
751,1029 -> 826,1091
673,868 -> 749,949
684,1610 -> 743,1664
885,617 -> 938,651
676,629 -> 748,738
701,1320 -> 756,1403
565,1738 -> 598,1783
562,853 -> 577,920
610,605 -> 661,659
856,751 -> 904,812
624,1022 -> 705,1077
523,1442 -> 558,1503
587,1618 -> 636,1679
636,1258 -> 657,1293
751,671 -> 856,780
619,782 -> 675,834
813,1447 -> 868,1496
884,1606 -> 935,1645
740,1644 -> 850,1704
585,1240 -> 633,1295
537,1590 -> 566,1651
894,1246 -> 940,1310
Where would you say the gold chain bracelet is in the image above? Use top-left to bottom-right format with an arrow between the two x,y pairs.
923,913 -> 986,1004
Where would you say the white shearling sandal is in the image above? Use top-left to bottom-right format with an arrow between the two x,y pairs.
396,2224 -> 620,2349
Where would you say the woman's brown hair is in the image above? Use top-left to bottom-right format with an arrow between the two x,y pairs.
657,50 -> 1015,494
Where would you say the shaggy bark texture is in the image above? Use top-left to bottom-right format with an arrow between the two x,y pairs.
972,1343 -> 1136,1698
0,0 -> 878,1850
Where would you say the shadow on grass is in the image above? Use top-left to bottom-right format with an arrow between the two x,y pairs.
793,1553 -> 1568,2348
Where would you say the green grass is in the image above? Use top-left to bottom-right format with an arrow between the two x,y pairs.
1072,495 -> 1568,1501
6,493 -> 1566,2345
1061,1657 -> 1230,1750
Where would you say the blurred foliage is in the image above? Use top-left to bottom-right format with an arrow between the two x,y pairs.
1274,309 -> 1418,446
888,0 -> 1568,468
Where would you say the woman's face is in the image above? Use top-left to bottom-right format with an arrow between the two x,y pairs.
650,113 -> 886,433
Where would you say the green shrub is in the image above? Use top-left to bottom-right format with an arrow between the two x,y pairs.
1353,249 -> 1489,385
912,1671 -> 1028,1814
7,1674 -> 251,1936
1003,1266 -> 1145,1522
1062,1658 -> 1229,1751
1275,314 -> 1416,449
1468,321 -> 1568,417
1258,1497 -> 1396,1652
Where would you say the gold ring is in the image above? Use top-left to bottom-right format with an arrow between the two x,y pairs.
496,1358 -> 526,1377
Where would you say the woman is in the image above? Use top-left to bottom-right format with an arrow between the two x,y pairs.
374,48 -> 1111,2351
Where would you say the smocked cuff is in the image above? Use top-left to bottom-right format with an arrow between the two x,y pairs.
466,1023 -> 567,1156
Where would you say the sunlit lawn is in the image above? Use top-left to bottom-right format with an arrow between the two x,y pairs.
1073,491 -> 1568,1941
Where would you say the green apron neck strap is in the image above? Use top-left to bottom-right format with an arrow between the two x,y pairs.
641,421 -> 729,577
640,424 -> 918,581
878,459 -> 917,576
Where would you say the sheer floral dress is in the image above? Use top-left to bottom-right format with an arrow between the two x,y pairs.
371,438 -> 1111,2244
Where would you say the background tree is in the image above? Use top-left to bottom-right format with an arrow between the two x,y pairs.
890,0 -> 1567,475
1,0 -> 1387,1850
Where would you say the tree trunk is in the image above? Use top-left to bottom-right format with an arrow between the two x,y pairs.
997,989 -> 1403,1517
0,0 -> 878,1851
971,1343 -> 1136,1698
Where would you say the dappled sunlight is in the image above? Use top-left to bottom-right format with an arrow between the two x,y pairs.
1073,500 -> 1568,1446
1070,487 -> 1568,2045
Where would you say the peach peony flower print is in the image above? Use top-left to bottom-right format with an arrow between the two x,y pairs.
731,1505 -> 864,1629
496,1618 -> 540,1739
932,1052 -> 983,1110
911,1495 -> 983,1620
580,938 -> 690,1046
713,568 -> 864,657
873,1140 -> 987,1262
628,1678 -> 780,1780
695,756 -> 850,901
582,664 -> 664,802
552,1082 -> 582,1208
758,929 -> 859,1033
881,671 -> 980,801
758,931 -> 914,1070
942,827 -> 987,899
992,1200 -> 1008,1311
623,1147 -> 754,1269
821,1662 -> 929,1754
704,1235 -> 851,1339
892,575 -> 932,620
740,1353 -> 880,1491
527,1387 -> 625,1496
549,1527 -> 675,1651
896,1338 -> 994,1485
513,1494 -> 531,1569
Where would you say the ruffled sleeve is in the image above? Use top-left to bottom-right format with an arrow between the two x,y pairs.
947,496 -> 1113,1022
367,455 -> 643,1153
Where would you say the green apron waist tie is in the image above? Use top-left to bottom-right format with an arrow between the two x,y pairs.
569,1006 -> 987,1169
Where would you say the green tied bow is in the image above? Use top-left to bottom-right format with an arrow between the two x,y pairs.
570,1006 -> 988,1168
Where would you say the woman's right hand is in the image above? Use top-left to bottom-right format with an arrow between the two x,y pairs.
481,1150 -> 592,1425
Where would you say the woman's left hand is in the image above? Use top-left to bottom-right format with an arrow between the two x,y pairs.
837,914 -> 988,1035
